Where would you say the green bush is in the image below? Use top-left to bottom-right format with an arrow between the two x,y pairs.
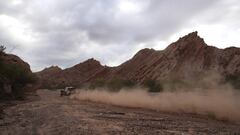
107,79 -> 137,91
89,79 -> 106,89
162,78 -> 192,91
0,57 -> 37,99
225,75 -> 240,90
143,79 -> 163,92
107,79 -> 124,91
122,80 -> 136,88
0,45 -> 36,99
88,79 -> 137,91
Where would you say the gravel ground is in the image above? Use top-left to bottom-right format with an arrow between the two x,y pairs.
0,89 -> 240,135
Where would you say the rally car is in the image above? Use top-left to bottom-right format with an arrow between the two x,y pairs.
60,87 -> 76,96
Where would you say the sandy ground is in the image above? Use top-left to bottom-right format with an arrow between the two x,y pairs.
0,89 -> 240,135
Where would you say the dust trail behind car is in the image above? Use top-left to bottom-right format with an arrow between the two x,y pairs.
71,88 -> 240,121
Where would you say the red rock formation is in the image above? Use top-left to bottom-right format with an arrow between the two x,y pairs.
112,31 -> 240,82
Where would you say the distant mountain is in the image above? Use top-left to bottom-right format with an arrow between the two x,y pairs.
113,32 -> 240,82
37,58 -> 112,88
37,31 -> 240,88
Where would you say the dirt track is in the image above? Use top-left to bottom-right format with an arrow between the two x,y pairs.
0,89 -> 240,135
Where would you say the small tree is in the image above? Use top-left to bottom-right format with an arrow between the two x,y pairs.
143,79 -> 163,92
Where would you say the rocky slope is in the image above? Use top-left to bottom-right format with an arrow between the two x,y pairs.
37,31 -> 240,88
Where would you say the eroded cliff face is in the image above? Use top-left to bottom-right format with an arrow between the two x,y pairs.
37,31 -> 240,88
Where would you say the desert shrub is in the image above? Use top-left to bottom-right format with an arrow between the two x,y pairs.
162,78 -> 192,91
0,45 -> 37,99
143,79 -> 163,92
88,79 -> 137,91
0,61 -> 37,99
225,75 -> 240,90
122,80 -> 136,88
2,63 -> 35,83
89,79 -> 106,90
107,79 -> 137,91
107,79 -> 125,91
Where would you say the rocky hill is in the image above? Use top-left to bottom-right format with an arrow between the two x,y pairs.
37,58 -> 112,88
0,51 -> 36,99
37,31 -> 240,88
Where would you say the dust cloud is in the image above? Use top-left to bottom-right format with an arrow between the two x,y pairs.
71,88 -> 240,121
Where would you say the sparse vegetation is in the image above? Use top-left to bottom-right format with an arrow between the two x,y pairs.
225,74 -> 240,90
161,78 -> 192,91
143,79 -> 163,92
89,78 -> 165,92
0,63 -> 37,99
107,79 -> 136,91
0,45 -> 37,99
89,79 -> 106,90
89,79 -> 137,91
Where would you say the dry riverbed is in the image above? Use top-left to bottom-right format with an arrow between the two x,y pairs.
0,89 -> 240,135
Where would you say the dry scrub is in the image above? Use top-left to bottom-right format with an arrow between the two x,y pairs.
71,88 -> 240,121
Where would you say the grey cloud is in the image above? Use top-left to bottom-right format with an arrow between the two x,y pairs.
22,0 -> 220,44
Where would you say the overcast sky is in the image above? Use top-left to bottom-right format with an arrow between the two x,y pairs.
0,0 -> 240,71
